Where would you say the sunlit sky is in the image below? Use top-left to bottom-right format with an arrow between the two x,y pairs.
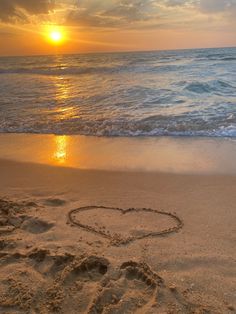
0,0 -> 236,56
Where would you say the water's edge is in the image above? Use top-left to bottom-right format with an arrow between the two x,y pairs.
0,133 -> 236,174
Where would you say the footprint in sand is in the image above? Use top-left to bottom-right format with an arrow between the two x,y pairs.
0,251 -> 210,314
90,261 -> 209,314
43,198 -> 66,207
0,249 -> 74,313
90,261 -> 162,314
59,256 -> 110,313
21,217 -> 54,234
0,199 -> 24,235
0,199 -> 39,235
0,250 -> 109,314
28,248 -> 75,277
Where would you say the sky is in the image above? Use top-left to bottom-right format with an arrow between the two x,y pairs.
0,0 -> 235,56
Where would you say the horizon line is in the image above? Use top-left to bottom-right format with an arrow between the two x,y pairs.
0,45 -> 235,59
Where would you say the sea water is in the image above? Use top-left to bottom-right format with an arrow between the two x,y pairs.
0,47 -> 235,137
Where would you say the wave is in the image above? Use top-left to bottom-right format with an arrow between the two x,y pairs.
0,47 -> 235,138
0,63 -> 185,76
0,64 -> 133,76
1,114 -> 236,137
195,49 -> 236,61
1,126 -> 236,138
183,80 -> 235,95
220,57 -> 236,61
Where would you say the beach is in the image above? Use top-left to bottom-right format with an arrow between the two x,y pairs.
0,135 -> 235,313
0,1 -> 236,312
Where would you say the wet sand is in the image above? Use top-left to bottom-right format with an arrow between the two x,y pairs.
1,134 -> 236,174
0,156 -> 236,313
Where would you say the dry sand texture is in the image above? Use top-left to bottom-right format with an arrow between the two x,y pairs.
0,159 -> 236,313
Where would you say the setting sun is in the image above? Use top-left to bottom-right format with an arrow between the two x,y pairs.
49,30 -> 63,43
43,25 -> 67,47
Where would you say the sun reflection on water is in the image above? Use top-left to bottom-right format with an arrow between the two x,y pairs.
55,76 -> 69,101
52,76 -> 79,120
53,135 -> 68,164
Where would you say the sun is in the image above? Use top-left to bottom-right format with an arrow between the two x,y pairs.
50,31 -> 62,42
48,29 -> 64,44
43,25 -> 67,46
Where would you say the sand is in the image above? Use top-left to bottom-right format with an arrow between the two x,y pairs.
0,158 -> 236,313
1,134 -> 236,174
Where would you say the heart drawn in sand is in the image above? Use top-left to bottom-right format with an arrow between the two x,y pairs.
68,206 -> 183,246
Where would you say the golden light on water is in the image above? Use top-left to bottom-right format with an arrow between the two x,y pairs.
54,136 -> 68,164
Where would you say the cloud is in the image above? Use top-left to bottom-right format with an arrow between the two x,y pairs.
164,0 -> 190,6
0,0 -> 55,23
1,0 -> 236,30
198,0 -> 235,13
156,0 -> 236,12
63,0 -> 236,31
66,0 -> 160,28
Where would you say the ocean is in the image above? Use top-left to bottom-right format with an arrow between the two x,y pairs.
0,47 -> 235,137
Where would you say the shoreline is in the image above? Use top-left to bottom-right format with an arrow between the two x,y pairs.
1,133 -> 236,174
